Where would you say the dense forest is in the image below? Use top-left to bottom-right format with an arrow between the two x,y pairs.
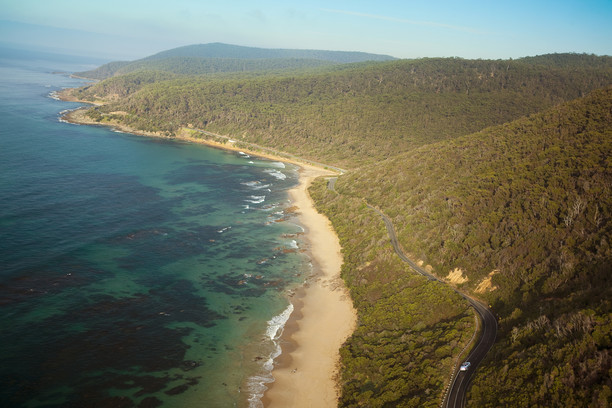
76,56 -> 338,79
72,54 -> 612,168
75,42 -> 395,79
328,87 -> 611,406
66,49 -> 612,407
309,179 -> 476,407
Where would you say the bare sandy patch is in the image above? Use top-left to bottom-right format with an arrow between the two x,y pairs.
446,267 -> 469,285
475,270 -> 499,293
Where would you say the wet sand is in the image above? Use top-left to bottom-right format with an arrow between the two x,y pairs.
262,166 -> 356,408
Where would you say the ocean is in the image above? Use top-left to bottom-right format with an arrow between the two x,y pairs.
0,49 -> 307,408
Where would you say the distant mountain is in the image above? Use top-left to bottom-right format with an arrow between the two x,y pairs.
73,60 -> 132,79
142,42 -> 396,63
74,42 -> 397,80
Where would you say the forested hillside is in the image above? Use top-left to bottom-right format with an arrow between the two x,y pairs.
74,60 -> 131,80
71,54 -> 612,168
309,179 -> 475,407
327,87 -> 612,406
76,56 -> 338,80
65,52 -> 612,407
74,42 -> 395,79
142,43 -> 396,62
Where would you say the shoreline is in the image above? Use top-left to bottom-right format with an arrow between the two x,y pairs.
58,93 -> 357,408
262,166 -> 356,408
59,104 -> 344,173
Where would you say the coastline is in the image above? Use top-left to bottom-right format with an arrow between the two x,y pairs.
262,166 -> 356,408
60,104 -> 343,173
58,94 -> 357,407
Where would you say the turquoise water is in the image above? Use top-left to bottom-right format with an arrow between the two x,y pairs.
0,50 -> 307,407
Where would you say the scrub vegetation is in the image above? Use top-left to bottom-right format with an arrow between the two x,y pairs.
67,46 -> 612,407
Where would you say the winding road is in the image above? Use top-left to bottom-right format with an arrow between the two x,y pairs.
327,177 -> 497,408
444,296 -> 497,408
368,203 -> 497,408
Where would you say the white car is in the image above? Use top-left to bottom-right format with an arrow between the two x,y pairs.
460,362 -> 471,371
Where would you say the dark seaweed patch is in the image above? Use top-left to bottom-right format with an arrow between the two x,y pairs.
137,397 -> 163,408
0,279 -> 223,407
111,227 -> 222,273
164,384 -> 189,396
165,164 -> 245,188
0,265 -> 94,306
202,271 -> 289,298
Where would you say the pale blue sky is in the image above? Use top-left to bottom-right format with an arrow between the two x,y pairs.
1,0 -> 611,60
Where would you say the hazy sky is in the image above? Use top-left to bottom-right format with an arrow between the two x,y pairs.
1,0 -> 612,61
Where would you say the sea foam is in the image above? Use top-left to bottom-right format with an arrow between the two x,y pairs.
241,181 -> 272,190
265,303 -> 293,341
263,169 -> 286,180
245,195 -> 266,204
246,303 -> 294,407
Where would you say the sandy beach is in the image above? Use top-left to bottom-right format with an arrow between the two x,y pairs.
59,104 -> 344,174
262,166 -> 357,408
59,99 -> 357,407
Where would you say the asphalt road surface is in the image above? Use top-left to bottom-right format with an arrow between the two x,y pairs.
366,204 -> 497,408
443,295 -> 497,408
